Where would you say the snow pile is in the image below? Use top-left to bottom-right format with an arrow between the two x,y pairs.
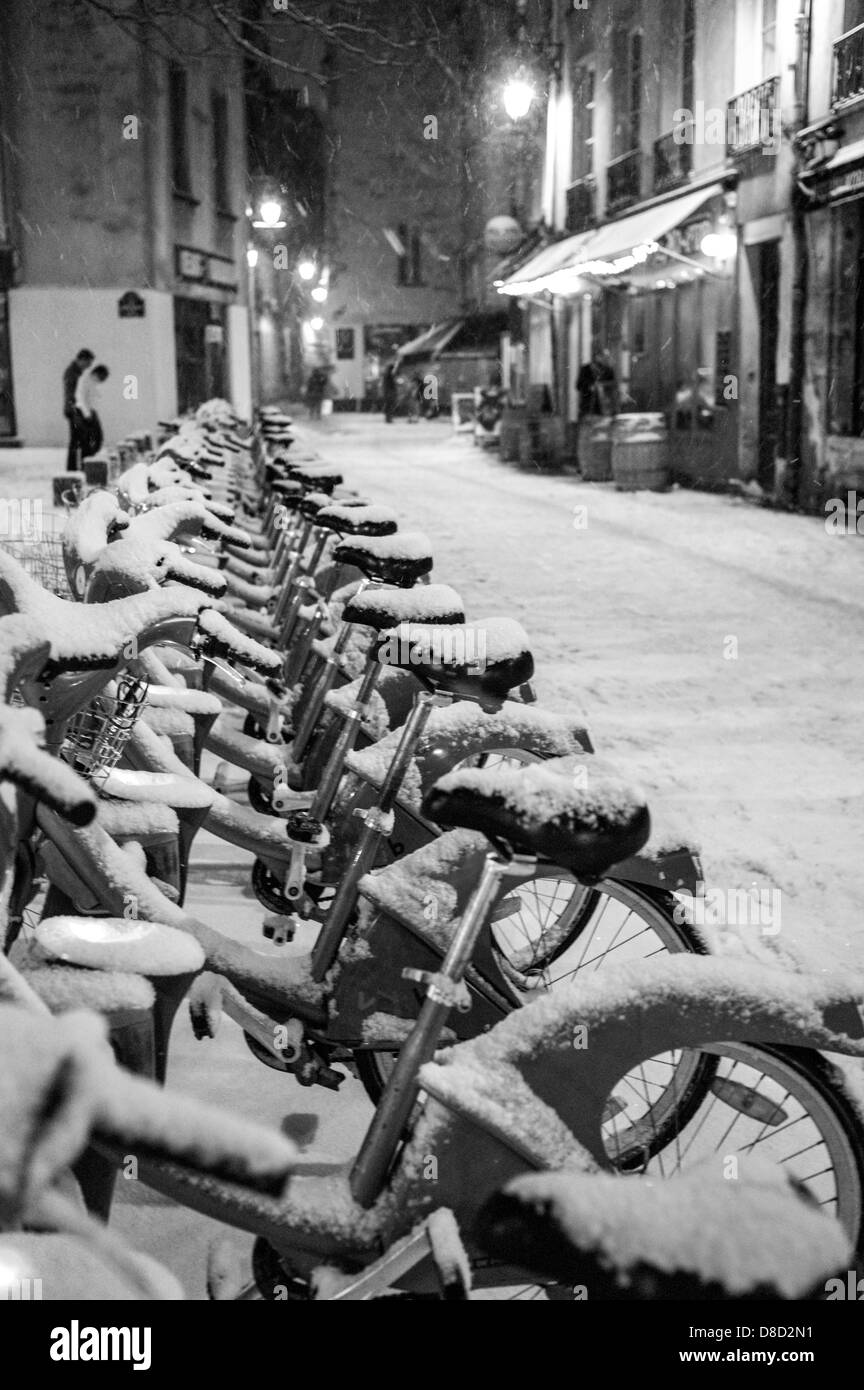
494,1161 -> 851,1298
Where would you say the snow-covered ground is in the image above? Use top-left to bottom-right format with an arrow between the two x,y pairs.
299,416 -> 864,978
3,420 -> 864,1297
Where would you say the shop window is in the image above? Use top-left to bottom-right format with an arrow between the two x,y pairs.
682,0 -> 696,113
169,64 -> 192,197
828,201 -> 864,436
336,328 -> 355,360
572,65 -> 595,180
844,0 -> 864,33
396,224 -> 423,287
628,30 -> 643,151
211,92 -> 230,214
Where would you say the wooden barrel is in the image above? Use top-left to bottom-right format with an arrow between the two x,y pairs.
519,415 -> 566,471
579,418 -> 614,482
611,413 -> 671,492
499,407 -> 524,463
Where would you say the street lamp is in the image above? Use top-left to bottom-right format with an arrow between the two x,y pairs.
700,227 -> 737,262
246,246 -> 259,269
503,77 -> 536,121
253,198 -> 286,229
310,285 -> 328,303
309,316 -> 324,332
297,259 -> 317,281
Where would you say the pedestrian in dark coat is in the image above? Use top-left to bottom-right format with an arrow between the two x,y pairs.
63,347 -> 94,470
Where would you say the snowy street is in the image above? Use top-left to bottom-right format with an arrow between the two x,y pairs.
297,416 -> 864,976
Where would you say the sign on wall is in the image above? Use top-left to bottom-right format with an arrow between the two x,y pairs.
175,245 -> 238,291
118,290 -> 145,318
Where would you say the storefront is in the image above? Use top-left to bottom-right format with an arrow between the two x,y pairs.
499,180 -> 739,483
173,246 -> 236,415
800,139 -> 864,498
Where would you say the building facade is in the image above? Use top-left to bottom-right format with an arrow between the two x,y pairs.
498,0 -> 817,497
0,1 -> 250,447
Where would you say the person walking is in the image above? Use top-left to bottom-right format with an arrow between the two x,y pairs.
381,360 -> 399,424
63,348 -> 94,470
305,365 -> 328,420
74,362 -> 110,459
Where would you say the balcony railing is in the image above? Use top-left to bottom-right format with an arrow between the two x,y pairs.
834,23 -> 864,106
653,128 -> 693,195
565,175 -> 598,233
726,76 -> 780,157
606,150 -> 641,214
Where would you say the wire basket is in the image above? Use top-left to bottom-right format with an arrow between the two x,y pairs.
1,513 -> 70,598
60,674 -> 150,784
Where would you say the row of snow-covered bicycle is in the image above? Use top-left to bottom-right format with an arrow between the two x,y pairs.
0,396 -> 862,1300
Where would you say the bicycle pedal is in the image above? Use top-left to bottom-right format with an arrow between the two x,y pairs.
261,913 -> 297,945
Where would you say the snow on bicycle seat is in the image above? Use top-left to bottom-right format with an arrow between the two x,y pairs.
374,617 -> 534,709
333,531 -> 434,587
296,491 -> 332,519
342,583 -> 464,633
476,1160 -> 851,1301
36,916 -> 204,978
288,463 -> 343,490
0,549 -> 209,668
421,753 -> 650,879
99,766 -> 215,809
270,477 -> 304,498
316,502 -> 398,537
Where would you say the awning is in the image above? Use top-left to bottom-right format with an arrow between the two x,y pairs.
499,181 -> 725,298
396,321 -> 462,362
397,311 -> 509,363
801,137 -> 864,206
496,228 -> 598,297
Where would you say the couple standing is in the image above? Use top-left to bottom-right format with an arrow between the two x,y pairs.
63,348 -> 110,471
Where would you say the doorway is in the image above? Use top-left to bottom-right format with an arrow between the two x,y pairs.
756,240 -> 781,492
174,297 -> 226,414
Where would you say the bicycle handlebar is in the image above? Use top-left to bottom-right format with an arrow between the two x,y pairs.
0,706 -> 96,825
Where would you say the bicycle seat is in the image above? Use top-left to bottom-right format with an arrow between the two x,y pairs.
476,1161 -> 851,1301
333,531 -> 434,587
297,492 -> 332,519
271,478 -> 304,499
316,503 -> 398,538
421,754 -> 650,878
342,584 -> 465,632
288,465 -> 343,493
374,617 -> 533,708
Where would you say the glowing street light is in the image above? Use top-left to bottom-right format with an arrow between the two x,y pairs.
310,285 -> 328,303
503,77 -> 536,121
309,316 -> 325,332
298,259 -> 317,281
701,225 -> 737,262
246,246 -> 259,269
253,198 -> 286,229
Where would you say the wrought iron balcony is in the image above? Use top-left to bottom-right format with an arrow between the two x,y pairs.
726,76 -> 780,156
565,175 -> 598,233
835,24 -> 864,106
606,150 -> 641,214
653,128 -> 693,195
